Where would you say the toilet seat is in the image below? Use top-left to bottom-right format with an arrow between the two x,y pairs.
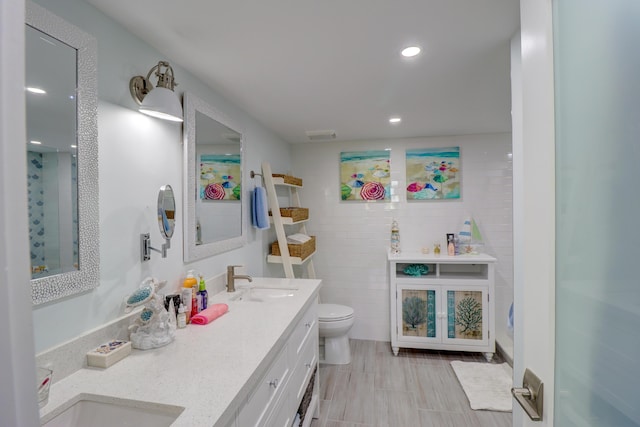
318,304 -> 354,322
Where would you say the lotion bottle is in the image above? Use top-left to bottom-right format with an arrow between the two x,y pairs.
447,233 -> 455,256
177,304 -> 187,329
191,284 -> 199,317
197,275 -> 208,311
181,288 -> 192,323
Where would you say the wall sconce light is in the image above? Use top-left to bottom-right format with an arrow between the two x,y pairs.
129,61 -> 183,122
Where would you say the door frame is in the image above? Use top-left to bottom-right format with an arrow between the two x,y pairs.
0,0 -> 40,425
513,0 -> 556,426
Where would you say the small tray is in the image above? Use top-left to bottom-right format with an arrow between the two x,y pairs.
271,236 -> 316,260
86,340 -> 131,368
272,173 -> 303,186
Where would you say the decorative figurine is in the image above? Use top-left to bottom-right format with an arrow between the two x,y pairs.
390,219 -> 401,255
124,277 -> 175,350
433,242 -> 441,256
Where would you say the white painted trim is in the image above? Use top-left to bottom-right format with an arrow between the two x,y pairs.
0,0 -> 40,425
514,0 -> 556,425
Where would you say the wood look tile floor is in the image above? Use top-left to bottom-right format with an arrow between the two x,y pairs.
310,340 -> 512,427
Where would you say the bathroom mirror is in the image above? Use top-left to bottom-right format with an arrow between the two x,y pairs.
27,2 -> 99,305
157,185 -> 176,239
183,92 -> 245,261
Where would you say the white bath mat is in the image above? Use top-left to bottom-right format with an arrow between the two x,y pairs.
450,361 -> 513,412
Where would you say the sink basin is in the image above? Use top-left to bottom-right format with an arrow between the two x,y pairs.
41,394 -> 184,427
230,287 -> 296,302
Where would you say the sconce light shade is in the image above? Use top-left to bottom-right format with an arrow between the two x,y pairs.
139,87 -> 183,122
130,61 -> 183,122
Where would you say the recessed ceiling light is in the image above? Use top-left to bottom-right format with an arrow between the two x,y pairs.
30,140 -> 42,145
26,87 -> 46,94
401,46 -> 421,57
389,117 -> 402,124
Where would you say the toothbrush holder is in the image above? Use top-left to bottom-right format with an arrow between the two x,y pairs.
37,367 -> 53,408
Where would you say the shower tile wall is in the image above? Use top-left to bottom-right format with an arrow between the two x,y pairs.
27,151 -> 45,269
292,133 -> 513,353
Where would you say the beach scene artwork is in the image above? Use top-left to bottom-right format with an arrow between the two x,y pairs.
340,150 -> 390,201
406,147 -> 460,200
199,154 -> 241,200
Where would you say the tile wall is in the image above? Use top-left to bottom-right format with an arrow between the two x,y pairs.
292,133 -> 513,354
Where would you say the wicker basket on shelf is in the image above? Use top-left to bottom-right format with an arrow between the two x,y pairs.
270,236 -> 316,260
272,173 -> 303,186
269,207 -> 309,222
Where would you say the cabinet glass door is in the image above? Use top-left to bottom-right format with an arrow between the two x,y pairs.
442,287 -> 488,346
398,286 -> 439,342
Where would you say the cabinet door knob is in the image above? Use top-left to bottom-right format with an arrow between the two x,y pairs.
269,378 -> 279,388
305,322 -> 312,328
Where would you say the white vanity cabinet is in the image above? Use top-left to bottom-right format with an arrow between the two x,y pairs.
388,252 -> 496,361
236,299 -> 319,427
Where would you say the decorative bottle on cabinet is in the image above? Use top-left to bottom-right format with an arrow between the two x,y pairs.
390,219 -> 401,254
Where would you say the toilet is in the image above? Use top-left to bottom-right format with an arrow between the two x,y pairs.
318,303 -> 355,365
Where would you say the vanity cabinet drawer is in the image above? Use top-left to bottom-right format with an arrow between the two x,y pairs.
289,299 -> 317,361
264,389 -> 293,427
291,332 -> 318,404
237,344 -> 290,427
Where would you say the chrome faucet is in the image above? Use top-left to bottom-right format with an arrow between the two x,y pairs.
226,265 -> 252,292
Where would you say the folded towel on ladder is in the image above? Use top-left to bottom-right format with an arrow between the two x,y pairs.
252,186 -> 270,229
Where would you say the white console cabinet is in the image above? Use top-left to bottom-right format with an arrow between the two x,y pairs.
388,252 -> 496,361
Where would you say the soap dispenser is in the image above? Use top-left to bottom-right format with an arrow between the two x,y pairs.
183,270 -> 197,288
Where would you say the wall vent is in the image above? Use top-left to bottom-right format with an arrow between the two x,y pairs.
306,130 -> 336,141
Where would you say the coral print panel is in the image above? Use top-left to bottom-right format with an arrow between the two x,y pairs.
402,289 -> 436,338
406,147 -> 460,200
199,154 -> 241,201
447,290 -> 483,340
340,150 -> 390,201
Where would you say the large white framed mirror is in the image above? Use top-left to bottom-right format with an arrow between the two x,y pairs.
27,2 -> 99,304
183,93 -> 245,261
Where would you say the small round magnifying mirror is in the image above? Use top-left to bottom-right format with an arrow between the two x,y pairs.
157,184 -> 176,239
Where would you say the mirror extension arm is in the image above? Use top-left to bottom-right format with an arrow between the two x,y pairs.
140,234 -> 171,261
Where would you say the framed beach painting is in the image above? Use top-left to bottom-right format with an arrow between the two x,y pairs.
199,154 -> 241,200
406,147 -> 460,200
340,150 -> 390,201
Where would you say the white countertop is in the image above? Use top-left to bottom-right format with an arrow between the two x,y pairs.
387,250 -> 496,263
39,277 -> 322,427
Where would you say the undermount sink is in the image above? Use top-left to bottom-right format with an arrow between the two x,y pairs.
230,287 -> 297,302
41,394 -> 184,427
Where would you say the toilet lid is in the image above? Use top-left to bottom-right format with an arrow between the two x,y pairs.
318,304 -> 354,322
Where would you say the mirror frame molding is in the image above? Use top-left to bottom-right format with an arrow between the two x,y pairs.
183,92 -> 246,262
27,2 -> 100,305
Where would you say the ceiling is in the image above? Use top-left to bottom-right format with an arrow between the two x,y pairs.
85,0 -> 519,144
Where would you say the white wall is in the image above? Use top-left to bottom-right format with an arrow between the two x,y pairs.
31,0 -> 291,353
292,134 -> 514,348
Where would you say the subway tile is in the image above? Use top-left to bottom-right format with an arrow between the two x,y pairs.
293,135 -> 513,342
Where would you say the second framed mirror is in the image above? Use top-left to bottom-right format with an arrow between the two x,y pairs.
183,93 -> 245,262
